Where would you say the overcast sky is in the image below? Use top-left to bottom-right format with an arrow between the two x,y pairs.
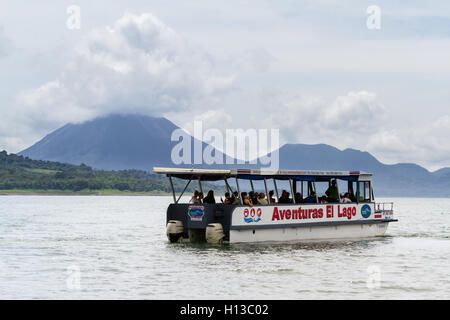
1,0 -> 449,171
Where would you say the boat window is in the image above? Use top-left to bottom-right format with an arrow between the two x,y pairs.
314,181 -> 336,203
358,181 -> 372,202
347,181 -> 357,202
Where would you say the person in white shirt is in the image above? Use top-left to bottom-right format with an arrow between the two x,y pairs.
189,190 -> 199,204
340,193 -> 352,203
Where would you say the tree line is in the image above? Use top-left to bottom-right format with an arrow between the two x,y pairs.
0,150 -> 220,193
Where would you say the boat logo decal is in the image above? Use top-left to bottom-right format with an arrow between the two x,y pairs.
188,206 -> 204,221
243,208 -> 262,223
361,204 -> 372,218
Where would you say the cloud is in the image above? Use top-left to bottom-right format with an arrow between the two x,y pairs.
253,90 -> 386,149
11,12 -> 238,136
367,115 -> 450,170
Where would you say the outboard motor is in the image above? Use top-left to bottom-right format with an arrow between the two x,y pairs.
206,223 -> 225,244
166,220 -> 184,243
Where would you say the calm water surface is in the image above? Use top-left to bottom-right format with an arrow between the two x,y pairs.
0,196 -> 449,299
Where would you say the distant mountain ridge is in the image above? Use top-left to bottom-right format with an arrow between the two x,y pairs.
20,114 -> 182,171
19,113 -> 450,197
265,143 -> 450,197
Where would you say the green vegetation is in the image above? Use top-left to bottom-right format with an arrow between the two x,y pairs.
0,150 -> 222,195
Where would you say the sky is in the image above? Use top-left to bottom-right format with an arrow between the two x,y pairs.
0,0 -> 449,171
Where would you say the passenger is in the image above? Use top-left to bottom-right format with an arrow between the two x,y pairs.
304,191 -> 317,203
189,190 -> 199,204
195,192 -> 204,204
241,192 -> 253,207
249,191 -> 258,205
341,193 -> 352,203
221,192 -> 232,204
319,196 -> 328,204
232,191 -> 240,205
294,192 -> 303,203
257,192 -> 268,205
286,191 -> 293,203
325,180 -> 339,202
278,190 -> 292,203
203,190 -> 216,204
268,190 -> 276,204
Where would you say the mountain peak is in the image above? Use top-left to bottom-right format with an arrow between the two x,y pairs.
20,113 -> 179,171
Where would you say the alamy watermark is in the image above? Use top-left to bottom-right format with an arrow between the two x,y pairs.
66,5 -> 81,30
366,265 -> 381,289
171,121 -> 280,170
366,5 -> 381,30
66,265 -> 81,290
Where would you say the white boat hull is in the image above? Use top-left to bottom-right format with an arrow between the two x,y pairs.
229,202 -> 395,243
230,221 -> 390,243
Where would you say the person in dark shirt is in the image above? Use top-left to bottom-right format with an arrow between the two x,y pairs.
278,190 -> 292,203
249,191 -> 258,205
203,190 -> 216,204
221,192 -> 232,204
268,190 -> 276,204
304,191 -> 317,203
325,180 -> 339,202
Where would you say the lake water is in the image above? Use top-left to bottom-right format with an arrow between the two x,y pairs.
0,196 -> 449,299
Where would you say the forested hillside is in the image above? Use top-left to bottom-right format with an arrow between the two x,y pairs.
0,150 -> 218,194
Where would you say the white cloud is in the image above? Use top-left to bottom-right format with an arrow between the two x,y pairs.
8,12 -> 238,142
253,90 -> 387,150
367,115 -> 450,169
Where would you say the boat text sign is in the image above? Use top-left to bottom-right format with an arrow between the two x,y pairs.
231,203 -> 378,227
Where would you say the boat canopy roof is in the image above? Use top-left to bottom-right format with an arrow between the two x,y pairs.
153,167 -> 372,182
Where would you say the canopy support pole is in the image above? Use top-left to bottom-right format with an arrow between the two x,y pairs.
224,178 -> 232,194
313,181 -> 318,203
335,180 -> 341,202
198,178 -> 203,195
250,179 -> 255,192
289,178 -> 296,204
168,174 -> 176,203
273,179 -> 279,202
264,178 -> 269,204
176,178 -> 191,203
235,177 -> 242,204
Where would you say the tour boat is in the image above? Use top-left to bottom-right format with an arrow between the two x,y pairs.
154,167 -> 397,244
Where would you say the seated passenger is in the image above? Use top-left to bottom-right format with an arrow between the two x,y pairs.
189,190 -> 199,204
203,190 -> 216,204
249,191 -> 259,205
294,192 -> 303,203
268,190 -> 276,204
241,192 -> 253,207
221,192 -> 232,204
286,191 -> 293,203
232,191 -> 240,204
257,192 -> 268,205
319,196 -> 328,204
195,192 -> 204,204
325,180 -> 339,202
304,192 -> 317,203
340,193 -> 352,203
278,190 -> 292,203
